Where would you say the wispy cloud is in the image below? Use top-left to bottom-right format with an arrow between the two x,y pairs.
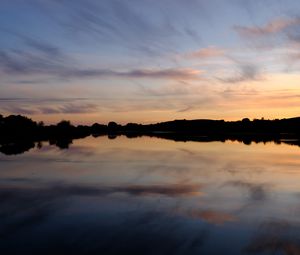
218,63 -> 262,84
39,103 -> 99,114
63,67 -> 202,80
32,0 -> 201,56
233,16 -> 300,56
187,46 -> 225,59
0,100 -> 100,115
234,18 -> 300,38
0,105 -> 38,115
138,81 -> 202,97
0,47 -> 201,80
0,30 -> 203,82
117,68 -> 202,80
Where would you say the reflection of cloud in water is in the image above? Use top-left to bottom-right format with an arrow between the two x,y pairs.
0,179 -> 203,237
38,144 -> 96,157
0,177 -> 239,254
187,210 -> 236,225
245,220 -> 300,255
177,148 -> 216,163
0,180 -> 202,200
0,180 -> 211,255
225,180 -> 269,201
222,162 -> 264,176
60,145 -> 97,157
1,210 -> 211,254
1,136 -> 300,254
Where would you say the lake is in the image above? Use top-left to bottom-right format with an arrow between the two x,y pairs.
1,135 -> 300,254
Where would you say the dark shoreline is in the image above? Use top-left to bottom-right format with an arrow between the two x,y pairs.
1,114 -> 300,155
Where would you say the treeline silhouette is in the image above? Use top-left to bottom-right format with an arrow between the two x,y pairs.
1,114 -> 300,155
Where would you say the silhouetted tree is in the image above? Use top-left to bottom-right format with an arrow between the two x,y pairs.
57,120 -> 72,129
108,121 -> 121,132
91,123 -> 107,134
1,114 -> 300,155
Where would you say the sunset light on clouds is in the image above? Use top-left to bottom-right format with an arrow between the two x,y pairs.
3,2 -> 300,254
1,0 -> 300,124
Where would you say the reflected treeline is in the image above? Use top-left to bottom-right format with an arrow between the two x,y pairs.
2,114 -> 300,155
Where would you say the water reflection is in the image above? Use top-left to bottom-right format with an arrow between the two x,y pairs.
0,136 -> 300,254
1,134 -> 300,156
245,221 -> 300,254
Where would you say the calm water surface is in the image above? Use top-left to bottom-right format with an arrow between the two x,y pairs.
1,136 -> 300,254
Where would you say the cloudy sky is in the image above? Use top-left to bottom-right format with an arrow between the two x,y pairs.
1,0 -> 300,124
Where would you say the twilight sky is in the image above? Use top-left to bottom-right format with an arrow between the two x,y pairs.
1,0 -> 300,124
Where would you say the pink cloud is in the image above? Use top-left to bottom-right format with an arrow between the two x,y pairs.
234,18 -> 300,38
187,46 -> 225,59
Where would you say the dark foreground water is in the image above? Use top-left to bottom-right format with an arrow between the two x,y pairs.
1,136 -> 300,255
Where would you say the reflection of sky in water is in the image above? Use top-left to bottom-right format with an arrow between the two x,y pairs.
1,136 -> 300,254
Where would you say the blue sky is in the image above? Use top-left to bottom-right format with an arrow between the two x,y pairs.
1,0 -> 300,124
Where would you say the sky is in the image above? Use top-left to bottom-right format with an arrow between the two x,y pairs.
1,0 -> 300,124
